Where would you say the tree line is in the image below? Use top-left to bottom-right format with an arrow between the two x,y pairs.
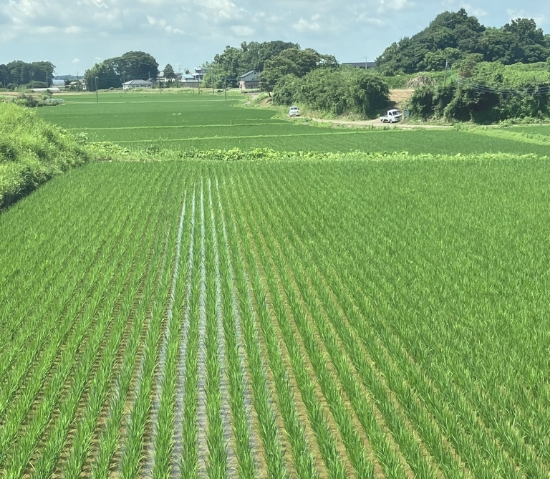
0,61 -> 56,89
377,8 -> 550,74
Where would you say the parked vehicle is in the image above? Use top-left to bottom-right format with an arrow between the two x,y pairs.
289,106 -> 300,117
380,109 -> 402,123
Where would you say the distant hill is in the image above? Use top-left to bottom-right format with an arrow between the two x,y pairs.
376,8 -> 550,74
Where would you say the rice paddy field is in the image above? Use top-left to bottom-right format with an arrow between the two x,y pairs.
2,91 -> 550,478
35,91 -> 550,155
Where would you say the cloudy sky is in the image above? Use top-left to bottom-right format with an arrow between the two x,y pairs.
0,0 -> 548,75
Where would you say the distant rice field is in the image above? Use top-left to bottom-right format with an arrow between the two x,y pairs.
35,91 -> 550,155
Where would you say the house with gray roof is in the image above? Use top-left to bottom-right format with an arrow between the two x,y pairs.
239,71 -> 259,90
122,79 -> 153,90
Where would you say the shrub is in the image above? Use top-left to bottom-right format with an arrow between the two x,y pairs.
274,67 -> 390,118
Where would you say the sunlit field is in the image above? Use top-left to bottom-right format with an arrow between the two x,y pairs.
2,156 -> 550,478
36,91 -> 550,155
3,90 -> 549,478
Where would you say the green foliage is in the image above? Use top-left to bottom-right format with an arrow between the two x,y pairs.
377,8 -> 550,73
210,41 -> 299,87
25,81 -> 48,89
260,47 -> 338,92
0,60 -> 56,87
273,68 -> 389,118
410,61 -> 550,123
84,51 -> 159,91
163,63 -> 176,81
0,103 -> 90,209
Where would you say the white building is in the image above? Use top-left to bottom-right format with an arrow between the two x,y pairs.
122,79 -> 153,90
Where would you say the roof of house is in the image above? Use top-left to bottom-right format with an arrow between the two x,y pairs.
181,74 -> 198,81
342,62 -> 377,69
239,70 -> 258,79
123,79 -> 153,85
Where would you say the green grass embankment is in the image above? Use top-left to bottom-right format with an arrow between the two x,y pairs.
0,103 -> 90,209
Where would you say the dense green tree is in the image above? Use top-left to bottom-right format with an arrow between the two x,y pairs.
209,40 -> 299,86
376,8 -> 549,73
260,47 -> 338,92
84,51 -> 158,91
163,63 -> 176,81
273,67 -> 389,118
0,61 -> 55,86
0,64 -> 10,87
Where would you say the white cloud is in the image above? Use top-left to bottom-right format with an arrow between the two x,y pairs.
357,15 -> 386,26
507,9 -> 547,25
72,57 -> 80,63
293,15 -> 321,32
0,0 -> 547,74
231,25 -> 255,35
36,26 -> 57,34
65,25 -> 83,33
377,0 -> 415,13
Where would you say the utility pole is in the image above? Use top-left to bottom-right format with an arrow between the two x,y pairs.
224,77 -> 227,100
95,77 -> 99,103
444,60 -> 449,87
365,56 -> 368,70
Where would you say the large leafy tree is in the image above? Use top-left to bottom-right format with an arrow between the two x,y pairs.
163,63 -> 176,82
210,40 -> 298,86
260,47 -> 338,92
84,51 -> 159,91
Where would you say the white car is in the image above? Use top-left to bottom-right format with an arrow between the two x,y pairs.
380,109 -> 403,123
289,106 -> 300,117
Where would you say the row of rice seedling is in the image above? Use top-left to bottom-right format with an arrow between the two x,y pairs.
0,172 -> 133,388
245,158 -> 549,478
260,159 -> 512,478
216,184 -> 288,478
172,189 -> 196,479
236,171 -> 418,478
90,225 -> 174,479
312,160 -> 546,477
148,192 -> 189,479
88,206 -> 173,479
213,180 -> 259,479
228,174 -> 384,479
1,165 -> 184,478
223,177 -> 345,479
250,165 -> 464,478
0,168 -> 126,321
207,180 -> 238,476
117,208 -> 182,479
0,177 -> 156,474
203,180 -> 230,479
261,175 -> 453,478
0,206 -> 121,420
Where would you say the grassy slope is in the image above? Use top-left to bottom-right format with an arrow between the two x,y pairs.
0,103 -> 90,209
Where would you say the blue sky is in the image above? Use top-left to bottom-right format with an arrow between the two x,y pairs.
0,0 -> 548,75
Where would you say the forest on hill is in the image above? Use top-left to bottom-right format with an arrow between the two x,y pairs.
376,8 -> 550,74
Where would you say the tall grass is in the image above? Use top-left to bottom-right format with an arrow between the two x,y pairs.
0,103 -> 90,209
